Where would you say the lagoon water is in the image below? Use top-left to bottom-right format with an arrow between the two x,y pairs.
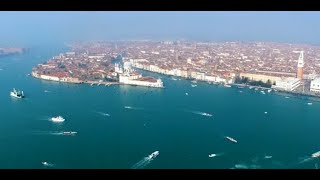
0,45 -> 319,169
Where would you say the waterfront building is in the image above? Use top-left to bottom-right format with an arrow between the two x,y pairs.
115,62 -> 163,88
272,77 -> 301,91
310,78 -> 320,93
240,72 -> 282,84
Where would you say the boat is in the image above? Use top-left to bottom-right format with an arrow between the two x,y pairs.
201,112 -> 213,117
224,84 -> 231,88
267,89 -> 272,93
63,131 -> 77,135
312,151 -> 320,158
225,136 -> 237,143
208,154 -> 217,158
191,84 -> 197,87
44,90 -> 50,93
148,151 -> 159,159
249,86 -> 253,89
124,106 -> 132,109
10,88 -> 25,98
264,112 -> 268,114
191,80 -> 197,84
51,116 -> 65,122
261,91 -> 266,94
171,77 -> 177,81
264,155 -> 272,159
308,102 -> 313,105
185,93 -> 189,96
239,90 -> 243,93
42,162 -> 49,166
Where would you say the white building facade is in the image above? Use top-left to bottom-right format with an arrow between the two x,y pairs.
310,78 -> 320,93
272,78 -> 301,91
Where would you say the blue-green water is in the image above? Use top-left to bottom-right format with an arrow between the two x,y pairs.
0,45 -> 320,169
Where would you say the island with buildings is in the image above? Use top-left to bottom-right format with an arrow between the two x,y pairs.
32,40 -> 320,96
31,42 -> 164,88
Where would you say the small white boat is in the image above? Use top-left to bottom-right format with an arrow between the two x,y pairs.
42,162 -> 49,166
191,84 -> 197,87
185,93 -> 189,96
285,96 -> 290,99
191,80 -> 197,84
124,106 -> 132,109
264,155 -> 272,159
225,136 -> 237,143
63,131 -> 77,135
267,89 -> 272,93
261,91 -> 266,94
51,116 -> 65,122
209,154 -> 217,158
264,112 -> 268,114
224,84 -> 231,88
171,77 -> 177,81
308,102 -> 313,105
201,112 -> 213,117
148,151 -> 159,159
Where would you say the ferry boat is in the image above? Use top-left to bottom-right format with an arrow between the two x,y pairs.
312,151 -> 320,158
10,88 -> 25,98
51,116 -> 65,122
148,151 -> 159,159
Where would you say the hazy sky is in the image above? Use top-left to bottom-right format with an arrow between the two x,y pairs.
0,11 -> 319,46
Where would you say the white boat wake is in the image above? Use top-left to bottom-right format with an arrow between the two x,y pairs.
188,110 -> 213,117
94,111 -> 110,117
208,153 -> 224,158
233,163 -> 260,169
131,151 -> 159,169
124,106 -> 143,110
42,161 -> 54,167
298,157 -> 315,164
131,157 -> 152,169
